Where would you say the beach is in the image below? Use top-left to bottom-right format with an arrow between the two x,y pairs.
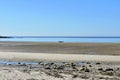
0,42 -> 120,80
0,41 -> 120,55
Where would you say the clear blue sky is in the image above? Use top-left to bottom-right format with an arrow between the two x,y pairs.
0,0 -> 120,36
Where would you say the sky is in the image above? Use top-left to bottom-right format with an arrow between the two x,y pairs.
0,0 -> 120,36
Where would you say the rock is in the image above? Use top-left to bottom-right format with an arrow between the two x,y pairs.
86,62 -> 91,64
96,62 -> 101,65
72,74 -> 79,78
101,71 -> 114,76
38,62 -> 42,64
57,65 -> 64,70
18,62 -> 21,64
71,63 -> 76,69
80,67 -> 85,71
88,64 -> 92,67
44,66 -> 51,69
98,68 -> 103,71
105,68 -> 113,71
51,64 -> 57,69
85,68 -> 90,72
80,74 -> 89,79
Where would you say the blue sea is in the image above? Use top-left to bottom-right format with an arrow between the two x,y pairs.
0,36 -> 120,42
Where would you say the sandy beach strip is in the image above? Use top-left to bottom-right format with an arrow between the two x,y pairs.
0,52 -> 120,62
0,41 -> 120,55
0,42 -> 120,80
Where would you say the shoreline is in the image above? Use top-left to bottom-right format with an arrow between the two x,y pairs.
0,41 -> 120,62
0,42 -> 120,80
0,52 -> 120,80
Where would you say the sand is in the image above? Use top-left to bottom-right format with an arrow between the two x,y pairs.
0,52 -> 120,62
0,41 -> 120,55
0,61 -> 120,80
0,42 -> 120,80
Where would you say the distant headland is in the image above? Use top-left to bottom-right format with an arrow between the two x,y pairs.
0,36 -> 12,38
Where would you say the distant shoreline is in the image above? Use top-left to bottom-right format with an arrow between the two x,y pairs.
1,36 -> 120,39
0,36 -> 12,38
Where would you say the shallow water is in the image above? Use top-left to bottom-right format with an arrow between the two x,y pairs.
0,37 -> 120,42
0,60 -> 94,65
0,60 -> 38,65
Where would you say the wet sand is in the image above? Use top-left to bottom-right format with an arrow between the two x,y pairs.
0,41 -> 120,55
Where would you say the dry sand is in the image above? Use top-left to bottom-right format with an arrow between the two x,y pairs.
0,52 -> 120,62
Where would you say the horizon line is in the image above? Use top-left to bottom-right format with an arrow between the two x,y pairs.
8,36 -> 120,38
1,35 -> 120,38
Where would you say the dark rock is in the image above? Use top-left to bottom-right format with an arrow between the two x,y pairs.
89,65 -> 92,67
106,68 -> 113,71
44,66 -> 51,69
57,65 -> 64,70
105,68 -> 113,71
21,63 -> 27,66
80,68 -> 85,71
8,64 -> 12,65
85,68 -> 90,72
82,65 -> 85,68
80,75 -> 89,79
86,62 -> 91,64
98,68 -> 103,71
96,62 -> 101,65
38,62 -> 42,64
101,71 -> 114,76
18,62 -> 21,64
71,63 -> 76,69
72,74 -> 79,78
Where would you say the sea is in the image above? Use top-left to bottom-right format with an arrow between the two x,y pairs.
0,36 -> 120,42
